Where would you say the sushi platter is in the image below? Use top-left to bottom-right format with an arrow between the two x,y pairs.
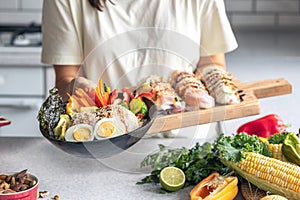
146,78 -> 292,134
38,65 -> 292,147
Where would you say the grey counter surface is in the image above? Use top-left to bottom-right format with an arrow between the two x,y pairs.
0,136 -> 199,200
0,134 -> 246,200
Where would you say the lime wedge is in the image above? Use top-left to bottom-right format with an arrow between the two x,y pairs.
159,166 -> 185,192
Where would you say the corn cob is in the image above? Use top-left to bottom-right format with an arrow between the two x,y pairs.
222,152 -> 300,200
268,143 -> 288,162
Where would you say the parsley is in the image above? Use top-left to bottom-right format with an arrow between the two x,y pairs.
268,132 -> 289,144
137,133 -> 271,190
137,143 -> 230,186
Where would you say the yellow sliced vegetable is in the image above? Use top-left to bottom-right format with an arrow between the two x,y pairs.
190,172 -> 238,200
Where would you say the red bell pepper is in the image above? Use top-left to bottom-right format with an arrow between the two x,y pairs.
135,92 -> 154,100
237,114 -> 286,138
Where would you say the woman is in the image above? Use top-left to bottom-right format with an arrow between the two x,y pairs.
41,0 -> 238,166
41,0 -> 238,101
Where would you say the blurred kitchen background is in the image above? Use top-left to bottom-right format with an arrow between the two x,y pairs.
0,0 -> 299,137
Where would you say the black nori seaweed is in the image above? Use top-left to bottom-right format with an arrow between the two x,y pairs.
37,88 -> 66,137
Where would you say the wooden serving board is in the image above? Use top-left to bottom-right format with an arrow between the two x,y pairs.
147,78 -> 292,134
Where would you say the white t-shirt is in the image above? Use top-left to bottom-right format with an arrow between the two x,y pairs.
41,0 -> 238,89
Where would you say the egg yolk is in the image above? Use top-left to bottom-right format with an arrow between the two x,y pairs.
97,121 -> 116,138
73,128 -> 91,141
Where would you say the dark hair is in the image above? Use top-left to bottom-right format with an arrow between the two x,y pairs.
88,0 -> 115,11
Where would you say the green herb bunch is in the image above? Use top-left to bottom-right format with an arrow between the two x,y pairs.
137,142 -> 230,187
268,132 -> 289,144
138,133 -> 272,189
214,133 -> 271,163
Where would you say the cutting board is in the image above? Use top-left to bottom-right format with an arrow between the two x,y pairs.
147,78 -> 292,134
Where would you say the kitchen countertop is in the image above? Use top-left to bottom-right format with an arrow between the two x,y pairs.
0,136 -> 195,200
0,135 -> 247,200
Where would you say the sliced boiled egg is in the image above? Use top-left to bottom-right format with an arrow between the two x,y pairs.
64,124 -> 94,142
94,118 -> 125,140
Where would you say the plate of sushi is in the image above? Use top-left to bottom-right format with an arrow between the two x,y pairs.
38,78 -> 158,159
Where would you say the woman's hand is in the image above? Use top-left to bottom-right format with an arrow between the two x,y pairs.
54,65 -> 96,101
195,53 -> 226,75
69,76 -> 96,94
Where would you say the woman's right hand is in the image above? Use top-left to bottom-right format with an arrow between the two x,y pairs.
69,76 -> 96,95
54,65 -> 96,101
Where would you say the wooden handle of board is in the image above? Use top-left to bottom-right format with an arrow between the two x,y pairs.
147,90 -> 260,134
147,96 -> 260,134
239,78 -> 292,99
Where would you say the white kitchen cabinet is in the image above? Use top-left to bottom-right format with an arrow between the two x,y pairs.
0,64 -> 55,137
0,66 -> 44,96
0,100 -> 43,137
0,45 -> 57,137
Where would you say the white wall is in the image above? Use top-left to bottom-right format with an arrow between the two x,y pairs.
0,0 -> 42,24
225,0 -> 300,28
0,0 -> 300,28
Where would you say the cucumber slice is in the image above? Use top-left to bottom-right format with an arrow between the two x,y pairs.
129,98 -> 143,114
140,101 -> 148,115
129,98 -> 148,115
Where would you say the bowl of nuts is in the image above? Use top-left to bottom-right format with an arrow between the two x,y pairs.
0,169 -> 39,200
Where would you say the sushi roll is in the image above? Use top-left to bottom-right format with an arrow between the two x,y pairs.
196,65 -> 240,105
169,70 -> 215,109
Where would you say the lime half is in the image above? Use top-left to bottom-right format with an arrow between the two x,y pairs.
159,166 -> 185,192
